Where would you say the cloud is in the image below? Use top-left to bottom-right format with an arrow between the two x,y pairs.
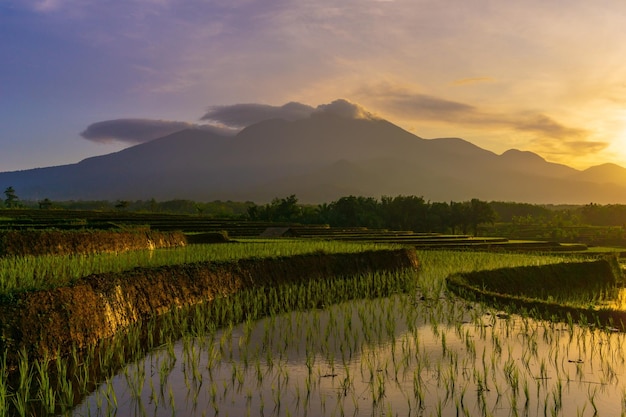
201,99 -> 380,128
365,87 -> 478,121
526,136 -> 610,167
563,140 -> 609,153
513,114 -> 588,139
531,138 -> 609,156
201,102 -> 315,128
80,119 -> 235,144
313,99 -> 378,120
359,83 -> 590,140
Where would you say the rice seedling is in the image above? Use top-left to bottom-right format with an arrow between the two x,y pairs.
7,248 -> 626,416
12,349 -> 32,417
0,240 -> 400,296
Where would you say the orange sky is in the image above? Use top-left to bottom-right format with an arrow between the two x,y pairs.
2,0 -> 626,171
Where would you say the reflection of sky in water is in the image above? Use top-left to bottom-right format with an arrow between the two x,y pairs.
72,295 -> 626,417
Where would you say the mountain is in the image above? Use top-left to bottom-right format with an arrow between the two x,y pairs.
574,163 -> 626,188
1,112 -> 626,204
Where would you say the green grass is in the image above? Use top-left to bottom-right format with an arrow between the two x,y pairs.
67,249 -> 609,417
0,240 -> 400,297
0,248 -> 605,416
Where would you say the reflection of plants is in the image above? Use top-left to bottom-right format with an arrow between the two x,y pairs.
9,249 -> 626,416
13,349 -> 31,417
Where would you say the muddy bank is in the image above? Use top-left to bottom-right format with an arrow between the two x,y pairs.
0,229 -> 187,257
447,257 -> 626,328
0,248 -> 418,364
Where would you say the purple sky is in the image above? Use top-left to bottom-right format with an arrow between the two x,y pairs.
2,0 -> 626,172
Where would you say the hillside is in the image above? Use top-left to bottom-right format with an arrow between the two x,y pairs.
1,112 -> 626,204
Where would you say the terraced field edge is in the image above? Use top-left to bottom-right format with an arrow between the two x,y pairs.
0,229 -> 187,257
446,256 -> 626,327
0,248 -> 418,365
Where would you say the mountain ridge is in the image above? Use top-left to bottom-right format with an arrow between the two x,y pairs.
1,113 -> 625,204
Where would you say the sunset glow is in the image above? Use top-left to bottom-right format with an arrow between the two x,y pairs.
1,0 -> 626,172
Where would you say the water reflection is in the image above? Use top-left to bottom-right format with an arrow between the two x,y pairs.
72,294 -> 626,417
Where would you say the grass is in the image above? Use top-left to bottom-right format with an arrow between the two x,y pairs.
446,254 -> 626,329
0,240 -> 399,297
64,249 -> 626,417
0,246 -> 614,416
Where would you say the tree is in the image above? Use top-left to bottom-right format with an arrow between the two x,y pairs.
273,195 -> 301,222
3,186 -> 19,208
468,198 -> 496,235
380,195 -> 428,231
115,200 -> 129,210
328,196 -> 382,228
246,195 -> 302,222
450,201 -> 471,234
427,201 -> 451,233
38,198 -> 53,210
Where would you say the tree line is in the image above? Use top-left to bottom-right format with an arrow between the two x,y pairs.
4,184 -> 626,230
248,195 -> 496,235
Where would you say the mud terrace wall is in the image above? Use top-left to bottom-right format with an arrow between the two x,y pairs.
0,230 -> 187,257
0,249 -> 418,364
447,257 -> 626,328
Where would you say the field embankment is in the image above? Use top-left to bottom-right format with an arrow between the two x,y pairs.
0,248 -> 418,365
0,229 -> 186,257
447,256 -> 626,326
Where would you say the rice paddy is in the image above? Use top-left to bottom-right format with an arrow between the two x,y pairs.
2,248 -> 626,416
74,295 -> 626,417
0,240 -> 399,296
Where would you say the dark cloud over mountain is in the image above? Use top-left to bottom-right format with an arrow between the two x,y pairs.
81,100 -> 378,145
201,102 -> 315,128
80,119 -> 236,144
201,99 -> 376,129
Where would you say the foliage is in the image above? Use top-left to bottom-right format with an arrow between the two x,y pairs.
247,194 -> 496,234
247,195 -> 303,222
3,187 -> 19,208
580,203 -> 626,226
38,198 -> 52,210
0,240 -> 398,296
6,198 -> 255,218
488,201 -> 553,223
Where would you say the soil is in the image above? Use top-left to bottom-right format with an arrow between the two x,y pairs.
0,229 -> 187,257
0,248 -> 418,366
446,256 -> 626,328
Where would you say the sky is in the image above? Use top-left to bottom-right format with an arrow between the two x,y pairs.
2,0 -> 626,172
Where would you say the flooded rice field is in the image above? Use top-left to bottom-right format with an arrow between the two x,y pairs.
72,290 -> 626,417
4,249 -> 619,417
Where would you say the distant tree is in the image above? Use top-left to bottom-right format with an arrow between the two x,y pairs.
273,195 -> 301,222
3,186 -> 19,208
427,201 -> 451,233
246,204 -> 260,220
489,201 -> 552,223
115,200 -> 130,210
38,198 -> 53,210
380,195 -> 428,231
149,198 -> 159,212
449,201 -> 470,234
468,198 -> 496,235
315,203 -> 333,224
328,196 -> 382,228
245,195 -> 302,222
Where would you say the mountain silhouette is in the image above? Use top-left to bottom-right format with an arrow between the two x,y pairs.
1,112 -> 626,204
